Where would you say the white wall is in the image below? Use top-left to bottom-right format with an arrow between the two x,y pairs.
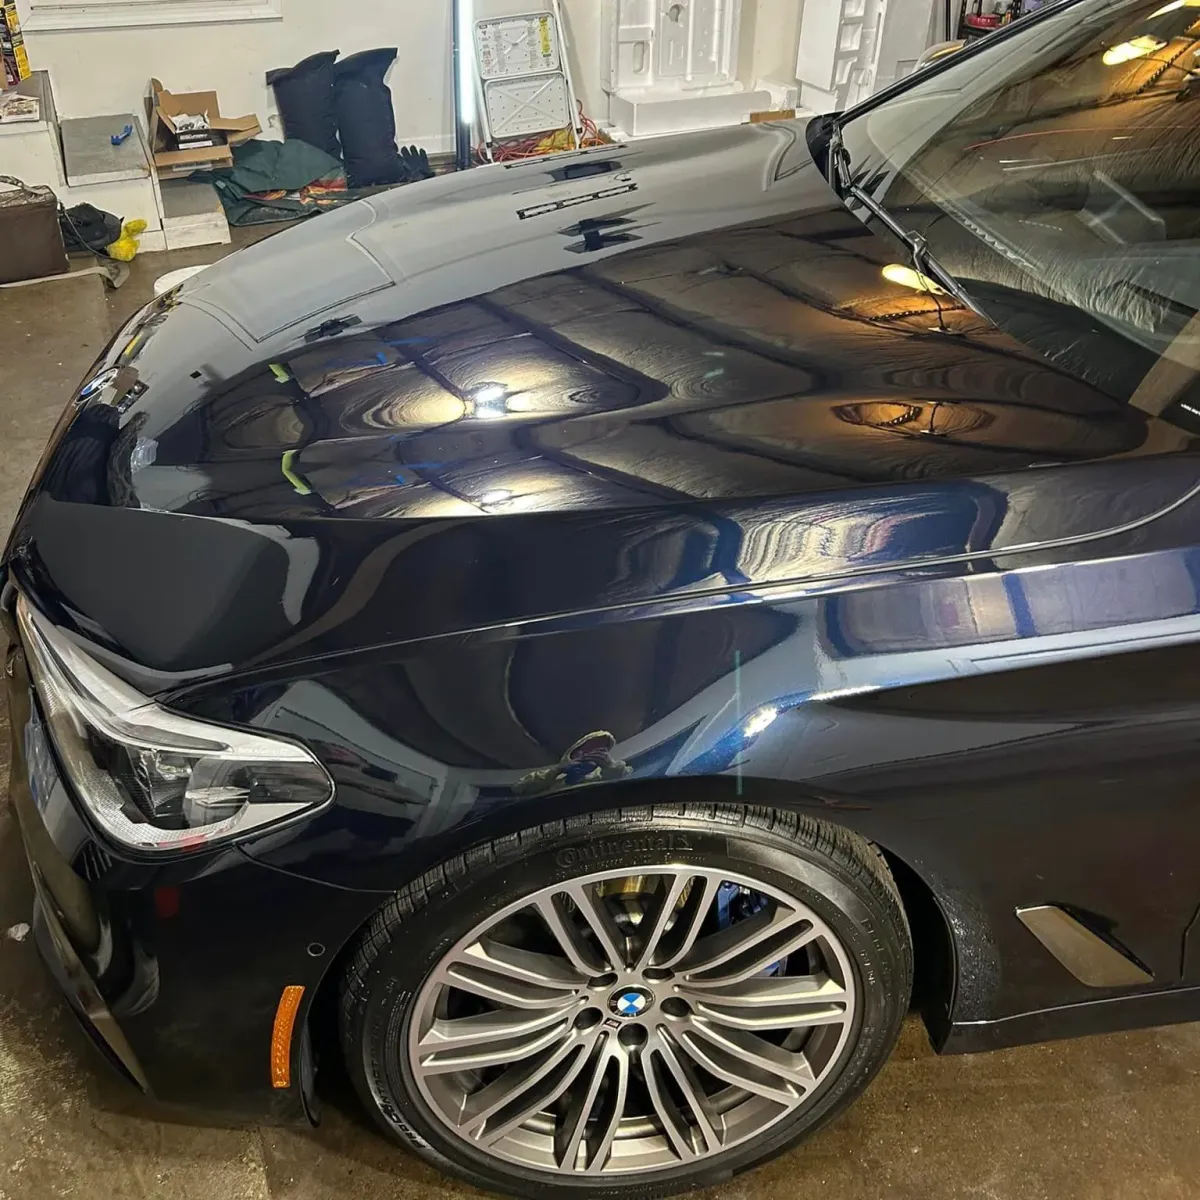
17,0 -> 457,149
15,0 -> 797,152
742,0 -> 806,86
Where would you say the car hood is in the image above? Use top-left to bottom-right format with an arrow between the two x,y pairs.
4,120 -> 1184,686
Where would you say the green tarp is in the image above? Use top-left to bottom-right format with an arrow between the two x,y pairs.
196,138 -> 366,226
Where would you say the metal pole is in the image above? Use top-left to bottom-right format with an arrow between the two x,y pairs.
452,0 -> 473,171
549,0 -> 585,150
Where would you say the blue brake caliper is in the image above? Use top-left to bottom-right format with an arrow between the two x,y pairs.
716,882 -> 784,975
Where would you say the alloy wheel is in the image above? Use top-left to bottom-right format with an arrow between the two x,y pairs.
407,865 -> 858,1177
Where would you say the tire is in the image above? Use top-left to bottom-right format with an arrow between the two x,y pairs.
340,804 -> 912,1199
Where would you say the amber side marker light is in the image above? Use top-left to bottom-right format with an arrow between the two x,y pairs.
271,985 -> 306,1088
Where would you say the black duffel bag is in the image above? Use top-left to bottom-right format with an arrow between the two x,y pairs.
267,50 -> 341,159
334,48 -> 405,187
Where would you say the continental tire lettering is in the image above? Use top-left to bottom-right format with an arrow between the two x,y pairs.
382,1105 -> 431,1149
555,832 -> 696,869
365,978 -> 430,1149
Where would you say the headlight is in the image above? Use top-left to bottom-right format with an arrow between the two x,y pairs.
16,594 -> 333,853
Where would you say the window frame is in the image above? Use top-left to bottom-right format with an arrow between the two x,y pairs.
20,0 -> 282,33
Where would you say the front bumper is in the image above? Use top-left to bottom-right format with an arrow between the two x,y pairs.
29,862 -> 151,1091
4,640 -> 380,1125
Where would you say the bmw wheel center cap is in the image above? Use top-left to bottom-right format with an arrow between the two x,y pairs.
610,987 -> 654,1018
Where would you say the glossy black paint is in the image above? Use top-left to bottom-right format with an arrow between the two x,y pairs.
4,639 -> 380,1121
5,82 -> 1200,1122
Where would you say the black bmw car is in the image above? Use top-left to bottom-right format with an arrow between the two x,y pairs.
4,0 -> 1200,1193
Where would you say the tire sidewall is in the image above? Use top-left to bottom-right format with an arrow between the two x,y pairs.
346,814 -> 909,1198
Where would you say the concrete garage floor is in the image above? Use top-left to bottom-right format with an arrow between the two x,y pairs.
2,234 -> 1200,1200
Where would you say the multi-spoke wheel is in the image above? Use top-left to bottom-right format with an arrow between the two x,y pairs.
410,868 -> 856,1174
341,807 -> 912,1199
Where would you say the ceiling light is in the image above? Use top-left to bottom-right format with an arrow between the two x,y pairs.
1102,35 -> 1166,65
470,382 -> 509,420
882,263 -> 945,294
1149,0 -> 1200,16
743,706 -> 780,738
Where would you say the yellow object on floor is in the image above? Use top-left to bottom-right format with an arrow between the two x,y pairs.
105,219 -> 147,262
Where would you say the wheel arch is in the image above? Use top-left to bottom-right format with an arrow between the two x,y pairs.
303,772 -> 961,1066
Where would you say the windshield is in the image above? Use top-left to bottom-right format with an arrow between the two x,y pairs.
839,0 -> 1200,416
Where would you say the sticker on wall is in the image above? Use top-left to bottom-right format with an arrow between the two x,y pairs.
474,14 -> 562,80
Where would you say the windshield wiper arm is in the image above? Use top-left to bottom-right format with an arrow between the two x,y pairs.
825,119 -> 852,195
826,120 -> 980,318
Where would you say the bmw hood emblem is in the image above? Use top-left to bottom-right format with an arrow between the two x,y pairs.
77,367 -> 119,402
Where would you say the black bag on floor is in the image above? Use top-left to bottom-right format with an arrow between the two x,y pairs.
59,202 -> 121,255
267,50 -> 341,158
334,48 -> 404,187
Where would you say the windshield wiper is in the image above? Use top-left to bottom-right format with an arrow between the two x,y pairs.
826,120 -> 980,319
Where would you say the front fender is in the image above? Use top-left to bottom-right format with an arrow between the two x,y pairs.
169,527 -> 1200,1034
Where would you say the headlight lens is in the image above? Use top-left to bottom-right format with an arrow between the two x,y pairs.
16,595 -> 333,853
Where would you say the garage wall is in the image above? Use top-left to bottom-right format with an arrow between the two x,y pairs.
15,0 -> 792,153
17,0 -> 457,150
748,0 -> 806,84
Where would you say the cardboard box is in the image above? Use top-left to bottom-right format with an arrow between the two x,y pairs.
750,108 -> 797,123
147,78 -> 259,174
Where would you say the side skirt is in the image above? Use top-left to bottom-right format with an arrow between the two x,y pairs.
938,983 -> 1200,1054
